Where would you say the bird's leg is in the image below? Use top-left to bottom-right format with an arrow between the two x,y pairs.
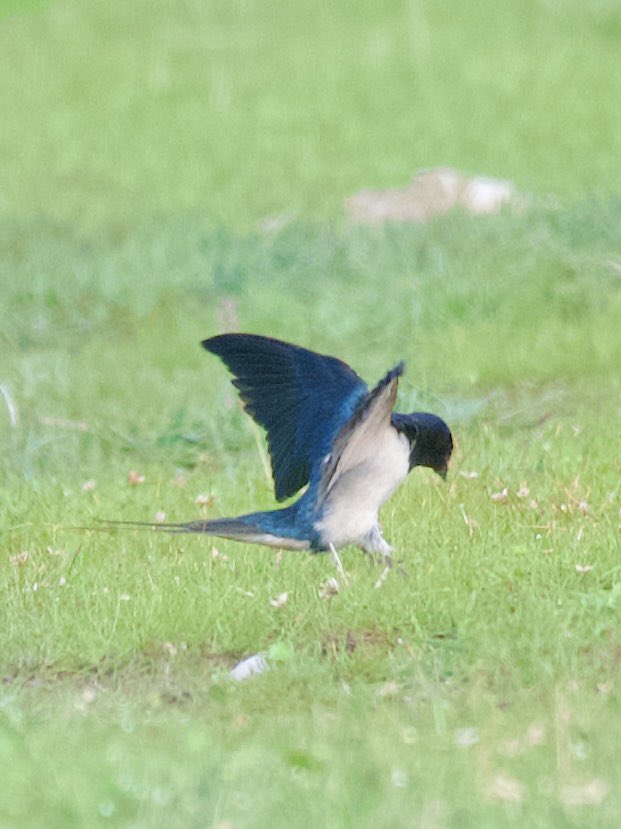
328,543 -> 347,581
358,523 -> 394,568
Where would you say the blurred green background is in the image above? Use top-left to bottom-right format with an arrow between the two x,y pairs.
2,0 -> 621,226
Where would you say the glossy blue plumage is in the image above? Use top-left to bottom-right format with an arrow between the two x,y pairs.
203,334 -> 368,501
108,335 -> 453,559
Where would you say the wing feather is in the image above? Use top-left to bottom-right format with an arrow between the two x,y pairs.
203,334 -> 368,501
315,362 -> 405,505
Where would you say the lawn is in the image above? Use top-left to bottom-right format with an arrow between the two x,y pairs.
1,0 -> 621,827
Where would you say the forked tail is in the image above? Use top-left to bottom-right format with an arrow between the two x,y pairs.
97,513 -> 311,551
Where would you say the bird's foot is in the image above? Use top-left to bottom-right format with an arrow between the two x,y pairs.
359,524 -> 394,567
367,548 -> 394,568
359,526 -> 409,577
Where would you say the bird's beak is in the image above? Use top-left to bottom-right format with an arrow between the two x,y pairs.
434,461 -> 448,480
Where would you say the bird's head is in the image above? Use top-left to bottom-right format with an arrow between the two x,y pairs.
392,412 -> 453,479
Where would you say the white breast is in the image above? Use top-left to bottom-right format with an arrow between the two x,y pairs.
314,425 -> 410,549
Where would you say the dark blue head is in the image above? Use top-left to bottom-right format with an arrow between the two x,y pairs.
392,412 -> 453,478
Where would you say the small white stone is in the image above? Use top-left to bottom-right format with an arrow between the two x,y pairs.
391,768 -> 408,788
230,654 -> 269,681
319,577 -> 340,599
269,592 -> 289,609
454,727 -> 480,748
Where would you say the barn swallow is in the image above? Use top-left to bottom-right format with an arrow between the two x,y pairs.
109,334 -> 453,565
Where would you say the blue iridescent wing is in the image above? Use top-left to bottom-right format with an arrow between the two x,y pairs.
202,334 -> 368,501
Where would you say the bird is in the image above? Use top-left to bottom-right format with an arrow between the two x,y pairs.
106,334 -> 453,567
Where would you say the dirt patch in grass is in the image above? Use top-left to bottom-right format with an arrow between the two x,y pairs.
321,626 -> 399,660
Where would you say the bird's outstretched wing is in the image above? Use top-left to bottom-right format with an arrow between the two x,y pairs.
315,362 -> 405,506
203,334 -> 368,501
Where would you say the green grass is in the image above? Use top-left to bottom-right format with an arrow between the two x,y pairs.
2,0 -> 621,827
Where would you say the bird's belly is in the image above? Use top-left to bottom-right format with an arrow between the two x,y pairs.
314,429 -> 410,548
